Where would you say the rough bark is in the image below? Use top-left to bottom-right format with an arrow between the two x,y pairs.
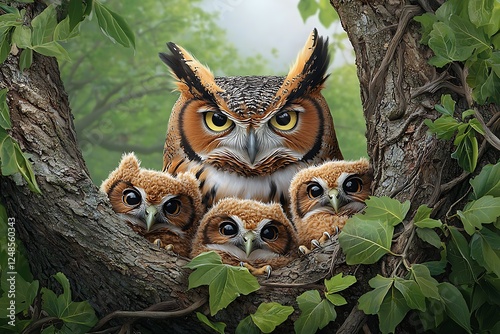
1,1 -> 498,333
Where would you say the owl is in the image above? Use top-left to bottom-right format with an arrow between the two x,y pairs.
100,153 -> 204,257
289,158 -> 372,252
159,29 -> 343,209
190,198 -> 299,277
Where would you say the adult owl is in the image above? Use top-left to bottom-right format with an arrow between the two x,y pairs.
100,153 -> 204,257
289,158 -> 372,252
160,29 -> 343,208
190,198 -> 298,277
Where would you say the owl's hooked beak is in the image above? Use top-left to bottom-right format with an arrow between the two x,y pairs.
243,231 -> 255,256
145,205 -> 157,232
246,128 -> 258,164
328,189 -> 341,213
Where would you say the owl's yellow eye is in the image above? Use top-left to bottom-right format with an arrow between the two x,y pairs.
269,110 -> 298,131
343,176 -> 363,193
204,111 -> 233,132
122,188 -> 142,207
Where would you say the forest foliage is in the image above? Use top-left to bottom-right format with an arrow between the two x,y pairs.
0,0 -> 499,333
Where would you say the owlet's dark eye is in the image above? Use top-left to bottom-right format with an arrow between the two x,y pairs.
122,188 -> 142,207
204,111 -> 233,132
261,224 -> 279,241
343,176 -> 363,193
219,221 -> 238,236
163,198 -> 181,215
270,110 -> 298,131
307,182 -> 324,198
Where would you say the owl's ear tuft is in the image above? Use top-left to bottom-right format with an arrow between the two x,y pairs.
119,152 -> 141,172
159,43 -> 223,101
272,29 -> 330,108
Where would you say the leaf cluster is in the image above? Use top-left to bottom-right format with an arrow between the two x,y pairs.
424,94 -> 485,172
186,252 -> 356,334
0,207 -> 98,333
415,0 -> 500,104
0,0 -> 135,71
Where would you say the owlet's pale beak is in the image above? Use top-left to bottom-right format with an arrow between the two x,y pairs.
145,205 -> 157,232
243,231 -> 255,256
328,189 -> 341,212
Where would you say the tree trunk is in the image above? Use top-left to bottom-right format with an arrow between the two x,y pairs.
1,1 -> 498,333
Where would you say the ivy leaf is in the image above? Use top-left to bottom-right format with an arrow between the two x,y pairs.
184,252 -> 260,316
294,290 -> 336,334
317,0 -> 338,28
378,287 -> 411,334
428,22 -> 458,67
324,273 -> 357,294
0,28 -> 11,64
19,48 -> 32,72
235,315 -> 260,334
457,196 -> 500,235
31,4 -> 57,45
338,215 -> 394,265
11,25 -> 31,49
68,0 -> 85,32
409,264 -> 440,300
297,0 -> 318,23
413,205 -> 442,229
93,0 -> 135,49
363,196 -> 410,226
250,302 -> 294,333
421,247 -> 448,276
473,69 -> 500,105
470,228 -> 500,277
470,161 -> 500,199
438,282 -> 472,333
325,293 -> 347,306
31,42 -> 71,62
449,14 -> 490,57
468,0 -> 494,27
451,127 -> 478,172
447,226 -> 484,285
436,94 -> 456,116
416,228 -> 442,248
424,116 -> 460,140
196,312 -> 226,334
0,88 -> 11,130
358,275 -> 393,314
414,13 -> 438,44
54,16 -> 81,41
393,277 -> 426,311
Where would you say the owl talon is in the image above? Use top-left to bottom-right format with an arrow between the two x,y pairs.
318,231 -> 331,244
153,239 -> 162,248
164,244 -> 174,252
311,239 -> 321,249
299,245 -> 312,255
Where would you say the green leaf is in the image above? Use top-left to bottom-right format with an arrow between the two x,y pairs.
297,0 -> 318,23
54,16 -> 81,41
438,282 -> 472,333
184,252 -> 259,316
413,205 -> 442,229
250,302 -> 294,333
457,196 -> 500,234
0,11 -> 22,29
416,228 -> 442,248
11,26 -> 31,49
196,312 -> 226,334
235,315 -> 260,334
410,264 -> 440,300
324,273 -> 352,305
363,196 -> 410,226
437,94 -> 456,116
428,22 -> 458,67
0,28 -> 12,64
417,298 -> 446,331
294,290 -> 336,334
447,226 -> 484,285
421,247 -> 447,275
325,293 -> 347,306
317,0 -> 338,28
338,215 -> 394,265
468,0 -> 494,27
68,0 -> 85,32
378,287 -> 410,334
449,14 -> 490,56
0,88 -> 11,129
31,4 -> 57,45
324,273 -> 357,294
393,277 -> 426,311
414,13 -> 438,44
452,127 -> 479,172
473,69 -> 500,105
18,48 -> 32,71
424,116 -> 460,140
358,275 -> 393,314
93,1 -> 135,48
31,42 -> 71,62
470,228 -> 500,277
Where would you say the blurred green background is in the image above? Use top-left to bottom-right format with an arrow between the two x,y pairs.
59,0 -> 366,184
